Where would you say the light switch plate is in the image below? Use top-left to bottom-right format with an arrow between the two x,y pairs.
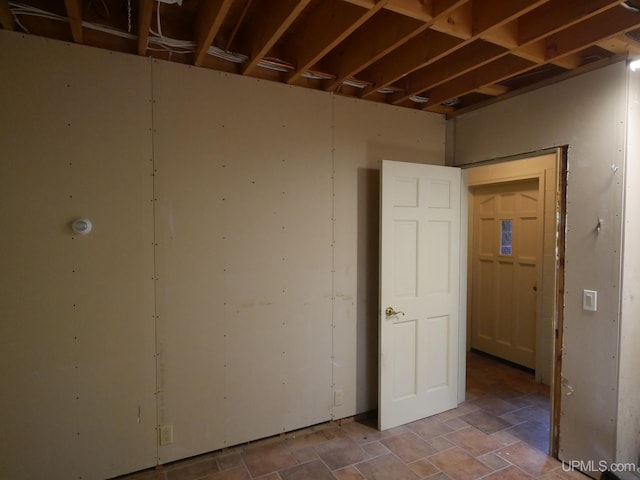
583,290 -> 597,311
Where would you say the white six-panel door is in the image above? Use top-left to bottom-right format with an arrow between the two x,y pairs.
379,160 -> 462,430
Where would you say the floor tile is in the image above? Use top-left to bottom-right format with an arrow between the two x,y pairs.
217,453 -> 243,471
279,459 -> 335,480
407,416 -> 453,440
444,427 -> 504,457
477,452 -> 511,471
334,465 -> 366,480
428,447 -> 493,480
427,436 -> 456,452
380,431 -> 437,463
202,466 -> 251,480
496,442 -> 559,477
407,458 -> 440,477
166,458 -> 219,480
361,441 -> 389,458
482,465 -> 533,479
355,453 -> 420,480
241,443 -> 297,478
503,421 -> 549,453
313,436 -> 367,470
290,445 -> 319,463
459,410 -> 512,434
470,395 -> 519,416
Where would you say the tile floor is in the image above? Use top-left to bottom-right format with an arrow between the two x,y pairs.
120,352 -> 589,480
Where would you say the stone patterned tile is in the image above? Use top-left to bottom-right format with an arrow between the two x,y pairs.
459,410 -> 512,435
444,427 -> 504,457
166,458 -> 220,480
241,443 -> 297,478
503,421 -> 550,453
478,452 -> 511,471
380,431 -> 437,463
407,458 -> 440,477
279,459 -> 335,480
202,466 -> 251,480
313,437 -> 367,470
407,417 -> 453,440
290,446 -> 319,463
355,453 -> 420,480
427,436 -> 456,452
361,440 -> 390,458
482,465 -> 533,479
496,442 -> 559,477
217,453 -> 243,472
428,447 -> 492,480
334,465 -> 366,480
470,395 -> 520,416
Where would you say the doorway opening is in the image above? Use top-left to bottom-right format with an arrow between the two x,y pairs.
463,148 -> 567,456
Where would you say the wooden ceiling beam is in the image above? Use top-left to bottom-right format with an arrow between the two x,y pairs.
137,0 -> 154,56
473,0 -> 550,35
423,54 -> 535,108
517,0 -> 622,45
242,0 -> 311,76
322,11 -> 423,91
194,0 -> 234,67
361,0 -> 546,98
0,0 -> 15,31
323,0 -> 467,91
545,6 -> 640,60
285,0 -> 389,84
476,84 -> 509,96
431,1 -> 472,39
361,29 -> 463,97
391,40 -> 507,103
64,0 -> 84,44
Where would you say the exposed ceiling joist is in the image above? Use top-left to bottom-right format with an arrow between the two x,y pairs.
3,0 -> 639,115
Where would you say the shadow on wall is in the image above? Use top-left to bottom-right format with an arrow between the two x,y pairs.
355,167 -> 380,413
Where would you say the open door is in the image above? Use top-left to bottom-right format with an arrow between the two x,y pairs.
379,160 -> 463,431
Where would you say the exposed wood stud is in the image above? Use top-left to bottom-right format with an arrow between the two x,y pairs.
137,0 -> 154,56
194,0 -> 235,67
285,0 -> 390,84
0,0 -> 15,31
242,0 -> 311,76
64,0 -> 84,44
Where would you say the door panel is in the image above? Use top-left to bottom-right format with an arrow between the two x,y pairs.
470,180 -> 540,369
380,160 -> 461,431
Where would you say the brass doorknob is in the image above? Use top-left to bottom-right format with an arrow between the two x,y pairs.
385,307 -> 405,316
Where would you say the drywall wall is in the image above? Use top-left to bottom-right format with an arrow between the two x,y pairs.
616,68 -> 640,465
332,97 -> 446,417
152,61 -> 334,462
448,63 -> 628,466
0,29 -> 447,478
0,32 -> 157,479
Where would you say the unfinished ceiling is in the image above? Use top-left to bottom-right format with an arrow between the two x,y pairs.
2,0 -> 640,116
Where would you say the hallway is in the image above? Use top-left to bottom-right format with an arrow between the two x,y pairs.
120,352 -> 587,480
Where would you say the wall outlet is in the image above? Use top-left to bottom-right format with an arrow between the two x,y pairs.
159,425 -> 173,446
334,388 -> 344,406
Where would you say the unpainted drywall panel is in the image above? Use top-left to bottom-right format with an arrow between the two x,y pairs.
332,96 -> 446,416
0,31 -> 156,479
449,63 -> 628,464
152,60 -> 333,461
616,69 -> 640,464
